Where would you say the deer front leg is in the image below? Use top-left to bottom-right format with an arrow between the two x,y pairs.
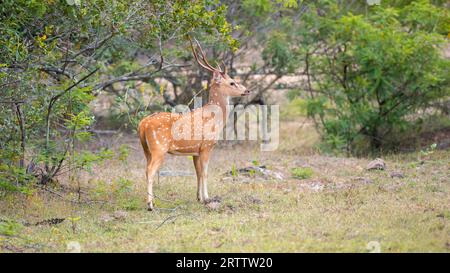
193,155 -> 204,202
201,157 -> 210,202
193,152 -> 210,203
146,153 -> 164,211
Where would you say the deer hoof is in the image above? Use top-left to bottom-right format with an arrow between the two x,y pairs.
197,195 -> 203,203
147,202 -> 154,211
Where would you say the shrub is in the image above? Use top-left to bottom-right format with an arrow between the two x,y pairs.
291,167 -> 313,179
286,0 -> 450,154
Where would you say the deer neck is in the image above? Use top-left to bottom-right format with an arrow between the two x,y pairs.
207,83 -> 229,126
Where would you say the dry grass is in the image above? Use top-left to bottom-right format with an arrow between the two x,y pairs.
0,120 -> 449,253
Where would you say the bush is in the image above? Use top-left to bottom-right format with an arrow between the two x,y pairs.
286,0 -> 450,154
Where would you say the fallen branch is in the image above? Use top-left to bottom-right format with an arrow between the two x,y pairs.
154,213 -> 187,230
0,217 -> 65,227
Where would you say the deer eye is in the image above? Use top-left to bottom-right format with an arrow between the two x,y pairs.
230,82 -> 236,86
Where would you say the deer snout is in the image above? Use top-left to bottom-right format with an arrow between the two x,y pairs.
241,88 -> 251,96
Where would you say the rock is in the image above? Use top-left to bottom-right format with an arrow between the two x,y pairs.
299,181 -> 325,192
367,158 -> 386,170
213,241 -> 224,248
99,214 -> 114,223
390,171 -> 405,179
263,169 -> 284,180
205,196 -> 222,211
354,177 -> 374,184
245,195 -> 263,205
208,196 -> 222,203
66,241 -> 81,253
145,247 -> 157,253
309,182 -> 324,192
205,201 -> 221,211
221,177 -> 233,182
332,182 -> 350,190
225,165 -> 284,181
113,210 -> 128,220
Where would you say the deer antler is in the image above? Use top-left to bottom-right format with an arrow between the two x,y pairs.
214,61 -> 228,75
221,61 -> 227,75
189,36 -> 223,74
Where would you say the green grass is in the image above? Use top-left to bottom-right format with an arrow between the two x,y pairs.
291,167 -> 314,179
0,121 -> 449,253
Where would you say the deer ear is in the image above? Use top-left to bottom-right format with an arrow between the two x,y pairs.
213,71 -> 222,84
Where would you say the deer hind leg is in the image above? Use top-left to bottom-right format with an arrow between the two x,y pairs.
146,152 -> 164,211
139,125 -> 151,162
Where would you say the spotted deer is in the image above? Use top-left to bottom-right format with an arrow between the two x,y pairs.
138,38 -> 249,210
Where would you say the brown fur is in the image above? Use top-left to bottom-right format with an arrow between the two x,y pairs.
139,69 -> 249,210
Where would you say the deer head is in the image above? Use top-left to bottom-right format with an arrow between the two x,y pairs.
189,37 -> 250,97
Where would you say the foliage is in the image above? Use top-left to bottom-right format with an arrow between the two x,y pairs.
0,0 -> 235,190
284,0 -> 449,154
248,0 -> 449,154
280,97 -> 308,120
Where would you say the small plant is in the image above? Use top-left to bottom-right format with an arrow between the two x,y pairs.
118,197 -> 141,211
291,167 -> 313,179
90,179 -> 109,199
67,216 -> 81,234
115,178 -> 133,194
113,178 -> 140,210
420,143 -> 437,158
231,164 -> 238,177
0,220 -> 22,236
118,144 -> 130,162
